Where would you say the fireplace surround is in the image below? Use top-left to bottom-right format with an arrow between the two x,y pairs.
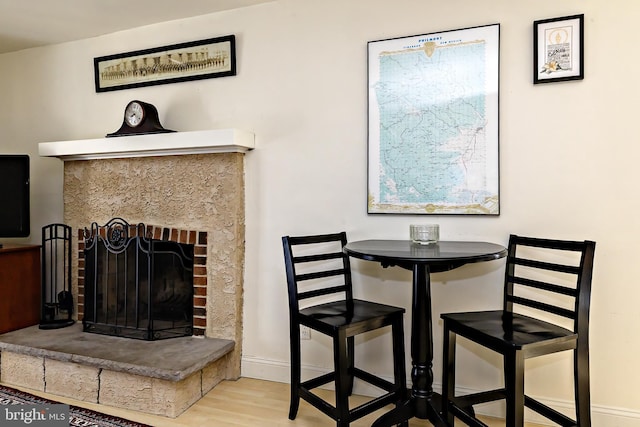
39,129 -> 254,377
0,129 -> 257,417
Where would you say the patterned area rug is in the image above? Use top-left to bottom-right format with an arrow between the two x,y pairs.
0,384 -> 151,427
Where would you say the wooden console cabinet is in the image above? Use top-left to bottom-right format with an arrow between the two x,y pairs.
0,244 -> 41,334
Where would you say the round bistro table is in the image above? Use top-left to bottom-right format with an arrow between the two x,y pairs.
344,240 -> 507,427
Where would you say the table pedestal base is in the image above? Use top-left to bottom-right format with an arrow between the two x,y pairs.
373,263 -> 450,427
372,392 -> 449,427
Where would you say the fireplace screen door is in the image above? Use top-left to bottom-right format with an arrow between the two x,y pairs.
83,218 -> 194,340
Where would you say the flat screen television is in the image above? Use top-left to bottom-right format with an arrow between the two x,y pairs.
0,154 -> 30,239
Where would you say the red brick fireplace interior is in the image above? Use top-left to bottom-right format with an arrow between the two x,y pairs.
77,223 -> 210,336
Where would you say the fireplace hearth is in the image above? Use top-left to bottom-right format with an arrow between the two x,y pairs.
82,218 -> 194,340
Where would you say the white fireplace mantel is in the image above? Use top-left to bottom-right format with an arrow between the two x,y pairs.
38,129 -> 254,161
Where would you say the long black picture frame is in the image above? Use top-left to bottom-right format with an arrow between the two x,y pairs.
94,35 -> 236,92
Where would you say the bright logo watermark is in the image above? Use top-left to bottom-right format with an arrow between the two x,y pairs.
1,405 -> 68,426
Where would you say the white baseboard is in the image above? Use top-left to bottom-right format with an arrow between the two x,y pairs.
241,356 -> 640,426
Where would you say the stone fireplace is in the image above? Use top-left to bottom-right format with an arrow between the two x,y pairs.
39,129 -> 253,373
0,131 -> 254,417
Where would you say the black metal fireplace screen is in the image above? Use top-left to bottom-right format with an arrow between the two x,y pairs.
82,218 -> 194,340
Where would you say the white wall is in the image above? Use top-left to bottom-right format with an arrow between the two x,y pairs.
1,0 -> 638,424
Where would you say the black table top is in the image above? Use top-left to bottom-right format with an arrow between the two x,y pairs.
344,239 -> 507,270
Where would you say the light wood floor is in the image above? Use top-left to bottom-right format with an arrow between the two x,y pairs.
9,378 -> 546,427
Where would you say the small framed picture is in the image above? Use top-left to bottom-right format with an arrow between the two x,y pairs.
533,14 -> 584,84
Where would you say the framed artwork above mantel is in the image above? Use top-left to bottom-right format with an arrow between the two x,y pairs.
94,35 -> 236,92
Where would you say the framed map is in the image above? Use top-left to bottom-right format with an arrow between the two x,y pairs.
367,24 -> 500,215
